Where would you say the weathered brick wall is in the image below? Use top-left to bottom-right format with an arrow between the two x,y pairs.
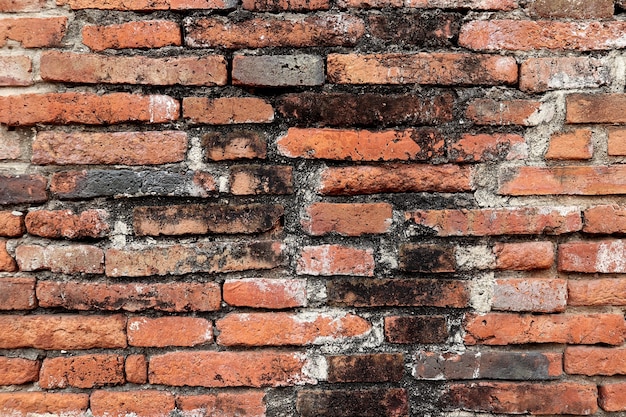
2,0 -> 626,415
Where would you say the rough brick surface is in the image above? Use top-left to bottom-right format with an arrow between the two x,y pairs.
184,97 -> 274,125
297,388 -> 408,417
0,357 -> 40,385
90,390 -> 175,417
40,355 -> 124,388
223,278 -> 307,308
492,278 -> 567,313
0,393 -> 89,416
0,277 -> 36,310
16,244 -> 104,274
177,392 -> 266,417
25,209 -> 109,239
82,20 -> 182,51
0,17 -> 66,47
233,55 -> 324,87
302,203 -> 392,236
297,244 -> 375,276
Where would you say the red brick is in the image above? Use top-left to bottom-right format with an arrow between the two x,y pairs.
0,314 -> 127,349
608,127 -> 626,156
0,277 -> 35,310
177,391 -> 266,417
185,15 -> 364,48
460,20 -> 626,51
41,52 -> 226,86
106,241 -> 284,277
128,317 -> 212,347
568,278 -> 626,306
40,354 -> 124,389
0,240 -> 16,272
184,97 -> 274,124
133,203 -> 282,236
0,393 -> 89,416
494,242 -> 554,271
233,54 -> 324,87
327,53 -> 517,85
149,351 -> 315,387
33,131 -> 187,166
327,278 -> 469,308
297,388 -> 408,417
526,0 -> 613,18
91,390 -> 175,417
0,211 -> 24,236
0,17 -> 66,48
565,346 -> 626,376
520,57 -> 610,93
25,209 -> 109,239
465,313 -> 625,345
327,353 -> 404,383
82,20 -> 181,51
567,94 -> 626,124
583,205 -> 626,234
203,130 -> 266,161
297,244 -> 375,276
0,357 -> 39,385
217,312 -> 370,346
500,166 -> 626,195
0,56 -> 32,86
600,383 -> 626,411
466,99 -> 548,126
125,355 -> 147,384
559,240 -> 626,273
16,244 -> 104,274
0,0 -> 46,12
223,278 -> 307,309
545,129 -> 593,160
445,382 -> 598,415
242,0 -> 327,10
385,315 -> 448,344
493,278 -> 567,313
337,0 -> 516,9
37,280 -> 221,312
67,0 -> 236,9
320,164 -> 472,195
0,93 -> 179,126
303,203 -> 392,236
0,129 -> 21,161
0,174 -> 48,205
449,133 -> 527,163
415,350 -> 562,380
230,165 -> 293,195
278,128 -> 444,161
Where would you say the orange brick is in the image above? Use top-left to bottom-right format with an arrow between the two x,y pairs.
0,93 -> 179,126
521,57 -> 610,93
16,244 -> 104,274
559,240 -> 626,273
278,128 -> 444,161
41,52 -> 226,86
545,129 -> 593,160
91,390 -> 175,417
0,357 -> 39,385
460,20 -> 626,51
565,346 -> 626,376
327,53 -> 517,85
0,240 -> 17,272
0,56 -> 32,86
337,0 -> 516,9
0,0 -> 46,11
567,94 -> 626,124
82,20 -> 181,51
583,205 -> 626,234
500,166 -> 626,195
0,211 -> 24,237
0,393 -> 88,416
608,127 -> 626,156
297,244 -> 375,276
466,99 -> 547,126
0,17 -> 66,48
0,277 -> 35,310
216,312 -> 370,346
223,278 -> 307,309
527,0 -> 613,18
128,317 -> 212,347
125,355 -> 147,384
149,351 -> 315,387
0,315 -> 127,350
68,0 -> 236,9
494,241 -> 554,270
568,278 -> 626,306
40,354 -> 124,389
183,97 -> 274,125
464,313 -> 625,345
25,209 -> 109,239
177,391 -> 266,417
319,164 -> 472,195
600,383 -> 626,411
203,130 -> 267,161
230,165 -> 293,195
445,382 -> 597,415
303,203 -> 392,236
449,133 -> 527,162
185,15 -> 364,48
0,129 -> 21,161
492,278 -> 567,313
243,0 -> 326,10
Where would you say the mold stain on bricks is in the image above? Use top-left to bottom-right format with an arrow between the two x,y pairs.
4,0 -> 626,416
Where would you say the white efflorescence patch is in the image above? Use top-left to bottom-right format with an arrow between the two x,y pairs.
469,272 -> 494,313
302,354 -> 328,382
455,246 -> 495,271
596,240 -> 626,273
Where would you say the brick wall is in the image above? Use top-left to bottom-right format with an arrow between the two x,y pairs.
1,0 -> 626,415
